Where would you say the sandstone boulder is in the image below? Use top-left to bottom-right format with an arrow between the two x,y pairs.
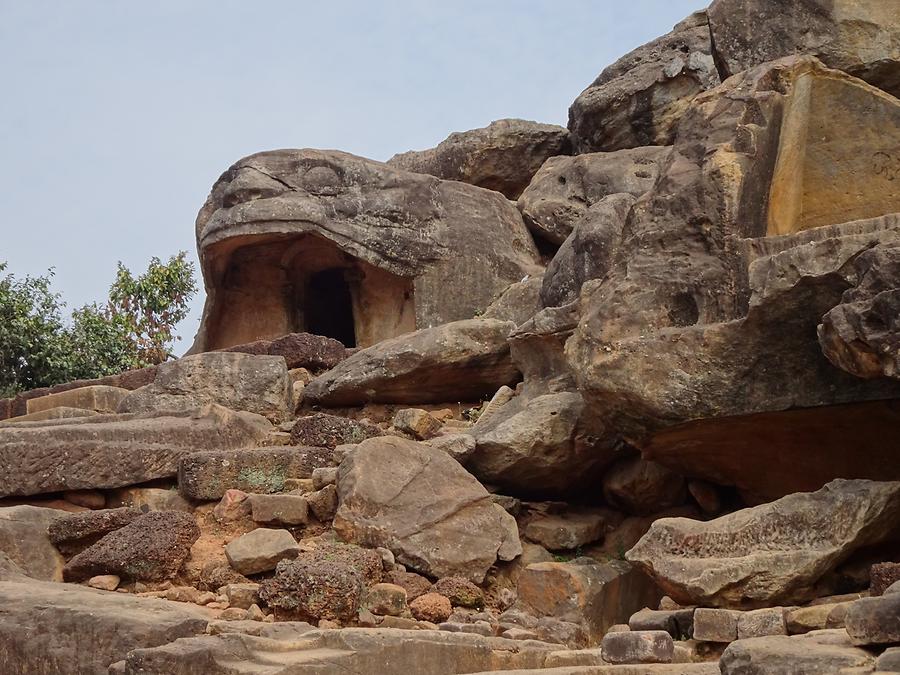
294,542 -> 383,585
178,445 -> 332,500
63,511 -> 201,582
568,11 -> 719,152
482,275 -> 543,326
626,479 -> 900,608
410,592 -> 452,623
223,331 -> 347,370
0,506 -> 65,582
25,384 -> 129,415
224,528 -> 300,575
719,633 -> 875,674
601,630 -> 674,665
708,0 -> 900,97
518,146 -> 667,245
305,319 -> 519,406
845,593 -> 900,646
119,352 -> 292,421
0,405 -> 271,497
333,436 -> 514,583
49,506 -> 143,554
388,118 -> 570,199
515,559 -> 662,646
190,149 -> 541,353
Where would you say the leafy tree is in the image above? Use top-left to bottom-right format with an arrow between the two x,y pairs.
0,254 -> 197,397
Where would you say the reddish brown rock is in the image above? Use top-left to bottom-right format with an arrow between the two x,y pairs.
409,592 -> 453,623
63,511 -> 200,582
223,332 -> 347,370
289,413 -> 380,449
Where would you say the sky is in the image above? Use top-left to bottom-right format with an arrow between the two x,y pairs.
0,0 -> 707,350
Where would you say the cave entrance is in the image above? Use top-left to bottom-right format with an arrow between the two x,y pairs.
304,268 -> 357,347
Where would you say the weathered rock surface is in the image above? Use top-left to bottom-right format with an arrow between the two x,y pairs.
568,11 -> 719,152
119,352 -> 292,421
524,509 -> 616,551
223,331 -> 347,370
190,149 -> 541,353
0,578 -> 211,674
845,593 -> 900,646
305,319 -> 519,405
295,542 -> 383,586
248,493 -> 309,525
516,560 -> 662,645
482,275 -> 544,326
518,146 -> 667,245
467,391 -> 608,497
601,457 -> 686,516
708,0 -> 900,97
119,624 -> 561,675
178,445 -> 332,500
819,241 -> 900,380
289,412 -> 380,448
388,118 -> 571,199
48,506 -> 143,553
601,630 -> 674,664
63,511 -> 200,582
410,592 -> 452,623
540,193 -> 637,308
0,506 -> 65,582
333,436 -> 514,582
567,55 -> 900,501
719,633 -> 875,674
0,405 -> 271,497
26,384 -> 129,415
627,479 -> 900,608
259,558 -> 364,622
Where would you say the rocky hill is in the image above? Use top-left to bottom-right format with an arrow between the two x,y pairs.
0,2 -> 898,673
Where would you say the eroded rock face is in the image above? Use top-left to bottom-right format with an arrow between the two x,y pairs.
719,633 -> 875,674
388,118 -> 571,199
223,332 -> 347,370
566,56 -> 900,501
818,241 -> 900,380
0,506 -> 65,582
0,405 -> 271,497
119,352 -> 292,421
304,319 -> 519,406
518,146 -> 667,245
708,0 -> 900,97
568,11 -> 719,153
333,436 -> 514,583
190,149 -> 541,352
626,480 -> 900,608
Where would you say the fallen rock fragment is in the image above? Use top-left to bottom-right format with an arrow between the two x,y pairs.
63,511 -> 200,582
224,528 -> 300,575
600,630 -> 674,665
289,413 -> 380,448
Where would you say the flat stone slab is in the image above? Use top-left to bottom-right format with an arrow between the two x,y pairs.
178,445 -> 333,500
0,578 -> 211,674
26,385 -> 129,415
0,405 -> 271,497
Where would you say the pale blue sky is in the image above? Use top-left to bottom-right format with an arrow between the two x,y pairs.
1,0 -> 706,348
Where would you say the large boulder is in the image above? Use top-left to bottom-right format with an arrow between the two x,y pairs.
0,578 -> 211,674
566,56 -> 900,502
719,633 -> 875,674
189,149 -> 541,352
708,0 -> 900,97
0,405 -> 271,497
818,241 -> 900,380
626,479 -> 900,608
304,318 -> 520,405
118,352 -> 292,421
63,511 -> 201,582
258,558 -> 364,622
517,146 -> 667,245
0,506 -> 65,582
333,436 -> 515,583
568,11 -> 719,153
388,118 -> 571,199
